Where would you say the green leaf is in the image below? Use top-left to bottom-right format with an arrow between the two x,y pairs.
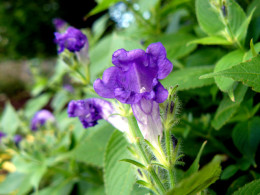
233,179 -> 260,195
166,155 -> 222,195
155,32 -> 197,60
221,165 -> 239,180
1,102 -> 20,134
51,90 -> 70,113
104,130 -> 135,195
201,55 -> 260,93
213,50 -> 244,96
87,0 -> 121,16
196,0 -> 247,42
70,121 -> 114,167
0,172 -> 32,195
212,84 -> 247,130
185,141 -> 207,178
24,93 -> 51,119
188,36 -> 231,45
196,0 -> 225,36
120,159 -> 146,169
89,33 -> 143,82
161,66 -> 215,90
232,117 -> 260,166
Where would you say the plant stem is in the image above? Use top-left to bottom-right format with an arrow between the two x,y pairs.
165,128 -> 175,188
127,116 -> 166,194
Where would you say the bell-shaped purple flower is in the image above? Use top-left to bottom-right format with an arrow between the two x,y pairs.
54,27 -> 88,54
0,131 -> 6,143
94,42 -> 173,146
68,98 -> 129,132
14,135 -> 22,144
52,18 -> 67,32
31,110 -> 55,131
94,42 -> 172,104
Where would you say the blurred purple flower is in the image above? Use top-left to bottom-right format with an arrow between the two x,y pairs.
31,110 -> 55,131
68,98 -> 128,132
94,42 -> 173,146
52,18 -> 67,32
54,27 -> 88,53
63,84 -> 74,93
14,135 -> 22,144
0,131 -> 6,142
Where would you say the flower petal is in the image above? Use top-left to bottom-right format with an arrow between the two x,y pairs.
146,42 -> 173,79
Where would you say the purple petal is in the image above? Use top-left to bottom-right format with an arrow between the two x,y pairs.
94,67 -> 121,98
146,42 -> 173,79
153,82 -> 168,103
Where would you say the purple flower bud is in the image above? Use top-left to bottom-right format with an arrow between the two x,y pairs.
94,42 -> 173,145
94,42 -> 172,104
0,131 -> 6,142
54,27 -> 88,53
14,135 -> 22,144
67,98 -> 129,132
52,18 -> 67,32
31,110 -> 55,131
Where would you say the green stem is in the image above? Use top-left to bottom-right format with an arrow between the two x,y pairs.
165,129 -> 175,188
127,116 -> 166,194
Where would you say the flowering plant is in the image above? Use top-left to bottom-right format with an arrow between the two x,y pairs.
1,0 -> 260,194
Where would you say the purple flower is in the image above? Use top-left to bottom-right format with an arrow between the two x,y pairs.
93,42 -> 172,104
0,131 -> 6,142
31,110 -> 55,131
54,27 -> 88,53
14,135 -> 22,144
68,98 -> 129,132
52,18 -> 67,32
63,84 -> 74,93
93,42 -> 172,146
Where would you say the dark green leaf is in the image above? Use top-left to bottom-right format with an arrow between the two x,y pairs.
166,155 -> 222,195
212,83 -> 247,130
221,165 -> 239,180
233,179 -> 260,195
232,117 -> 260,165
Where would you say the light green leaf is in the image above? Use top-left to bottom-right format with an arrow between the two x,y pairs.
232,117 -> 260,166
120,159 -> 146,169
233,179 -> 260,195
212,84 -> 247,130
104,130 -> 135,195
155,32 -> 197,60
166,155 -> 222,195
24,93 -> 51,119
88,0 -> 120,16
188,36 -> 231,45
196,0 -> 225,36
92,14 -> 110,42
200,55 -> 260,93
70,121 -> 114,167
89,33 -> 143,82
51,90 -> 70,113
1,102 -> 20,134
161,66 -> 215,90
196,0 -> 247,43
0,172 -> 32,195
